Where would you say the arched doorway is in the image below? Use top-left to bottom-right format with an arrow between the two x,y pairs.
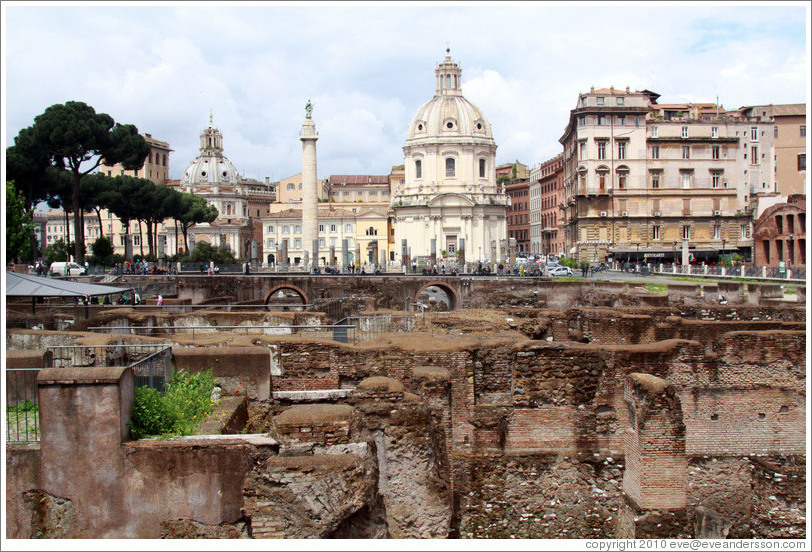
415,281 -> 459,310
264,284 -> 308,311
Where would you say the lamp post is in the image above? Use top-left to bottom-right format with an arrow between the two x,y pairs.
636,243 -> 640,273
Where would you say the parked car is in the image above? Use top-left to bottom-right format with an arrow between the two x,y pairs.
49,261 -> 86,277
548,265 -> 573,277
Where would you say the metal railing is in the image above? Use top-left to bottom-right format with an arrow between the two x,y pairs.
45,343 -> 171,370
6,369 -> 40,443
129,347 -> 173,392
87,324 -> 356,342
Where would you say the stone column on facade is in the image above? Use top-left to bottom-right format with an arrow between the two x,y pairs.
300,100 -> 319,271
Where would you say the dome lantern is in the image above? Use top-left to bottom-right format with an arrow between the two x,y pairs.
435,48 -> 462,96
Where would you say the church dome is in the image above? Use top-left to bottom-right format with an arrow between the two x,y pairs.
405,51 -> 494,145
181,117 -> 242,186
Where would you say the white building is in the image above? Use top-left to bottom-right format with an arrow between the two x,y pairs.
391,50 -> 509,266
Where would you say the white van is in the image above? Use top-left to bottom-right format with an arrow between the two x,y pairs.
49,261 -> 86,277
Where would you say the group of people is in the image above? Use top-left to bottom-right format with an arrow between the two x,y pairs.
112,261 -> 175,276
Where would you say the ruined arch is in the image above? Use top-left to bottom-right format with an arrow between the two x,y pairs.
264,284 -> 309,307
414,281 -> 460,310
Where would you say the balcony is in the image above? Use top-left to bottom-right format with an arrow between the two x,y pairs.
577,187 -> 610,197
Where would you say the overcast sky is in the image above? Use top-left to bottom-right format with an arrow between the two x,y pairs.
2,1 -> 809,184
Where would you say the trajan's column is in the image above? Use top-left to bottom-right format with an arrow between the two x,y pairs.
300,100 -> 319,269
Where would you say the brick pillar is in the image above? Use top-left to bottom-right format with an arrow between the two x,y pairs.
622,373 -> 688,537
37,367 -> 134,538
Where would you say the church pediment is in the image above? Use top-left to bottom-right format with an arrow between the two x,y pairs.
427,193 -> 475,208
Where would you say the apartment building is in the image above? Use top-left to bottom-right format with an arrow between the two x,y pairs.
528,153 -> 564,257
324,174 -> 391,206
559,86 -> 764,264
740,104 -> 806,197
101,133 -> 171,184
505,175 -> 530,253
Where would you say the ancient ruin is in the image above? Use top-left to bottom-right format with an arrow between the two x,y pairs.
5,278 -> 806,539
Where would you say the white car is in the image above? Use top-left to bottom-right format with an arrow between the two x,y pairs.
548,265 -> 573,276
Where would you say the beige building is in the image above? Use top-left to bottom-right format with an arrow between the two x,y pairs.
559,87 -> 765,264
101,133 -> 171,184
325,174 -> 391,206
392,50 -> 508,266
274,172 -> 327,205
261,205 -> 389,268
740,104 -> 806,197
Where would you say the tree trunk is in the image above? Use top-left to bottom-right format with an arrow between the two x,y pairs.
72,172 -> 83,263
146,220 -> 154,257
182,224 -> 190,255
64,209 -> 71,258
96,208 -> 104,238
174,220 -> 179,256
138,220 -> 145,257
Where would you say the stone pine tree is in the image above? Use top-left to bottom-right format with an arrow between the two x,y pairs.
5,181 -> 37,263
176,193 -> 219,256
18,101 -> 150,263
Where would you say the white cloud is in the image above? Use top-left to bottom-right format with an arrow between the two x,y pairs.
3,3 -> 808,182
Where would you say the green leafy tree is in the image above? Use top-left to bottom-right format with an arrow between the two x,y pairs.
176,193 -> 218,255
6,181 -> 37,263
80,172 -> 118,238
97,175 -> 148,261
89,236 -> 114,267
17,101 -> 150,263
189,241 -> 236,264
43,238 -> 80,264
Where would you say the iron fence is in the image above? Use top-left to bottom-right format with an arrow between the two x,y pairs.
45,343 -> 171,370
6,369 -> 40,443
129,346 -> 173,391
87,324 -> 355,342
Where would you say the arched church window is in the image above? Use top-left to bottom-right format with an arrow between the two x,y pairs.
479,159 -> 486,178
445,157 -> 456,178
415,159 -> 422,179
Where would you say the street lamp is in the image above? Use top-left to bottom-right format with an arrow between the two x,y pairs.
721,237 -> 726,266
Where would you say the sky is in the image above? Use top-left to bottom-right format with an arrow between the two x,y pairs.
2,1 -> 810,185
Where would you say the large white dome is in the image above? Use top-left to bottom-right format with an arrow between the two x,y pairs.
404,51 -> 495,146
181,121 -> 242,185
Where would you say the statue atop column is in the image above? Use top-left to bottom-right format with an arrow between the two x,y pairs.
305,99 -> 313,119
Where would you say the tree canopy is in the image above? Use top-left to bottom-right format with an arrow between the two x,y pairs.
13,101 -> 150,263
176,193 -> 219,254
6,181 -> 37,263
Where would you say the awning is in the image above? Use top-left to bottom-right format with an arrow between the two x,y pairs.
5,272 -> 134,298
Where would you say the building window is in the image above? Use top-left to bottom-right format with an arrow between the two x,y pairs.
774,126 -> 778,138
682,146 -> 690,159
597,141 -> 606,160
681,171 -> 692,189
267,225 -> 275,233
741,224 -> 750,239
294,225 -> 301,234
597,171 -> 608,190
713,224 -> 721,240
651,145 -> 659,159
415,159 -> 422,179
751,127 -> 758,141
650,126 -> 658,138
287,183 -> 295,190
597,97 -> 605,105
330,224 -> 337,232
294,238 -> 302,249
579,142 -> 587,159
618,171 -> 628,190
751,146 -> 759,164
617,97 -> 624,106
618,142 -> 626,160
801,125 -> 806,137
579,116 -> 586,126
319,238 -> 325,247
479,158 -> 486,178
318,224 -> 324,232
682,225 -> 691,240
799,153 -> 806,171
618,116 -> 625,126
345,224 -> 353,233
712,172 -> 721,188
597,115 -> 606,126
445,157 -> 456,178
711,126 -> 719,138
652,225 -> 660,240
681,126 -> 689,138
712,145 -> 721,160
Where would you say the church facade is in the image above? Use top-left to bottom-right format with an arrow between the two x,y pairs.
391,51 -> 509,266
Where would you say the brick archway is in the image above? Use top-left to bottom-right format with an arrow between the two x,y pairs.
264,284 -> 309,306
414,281 -> 460,310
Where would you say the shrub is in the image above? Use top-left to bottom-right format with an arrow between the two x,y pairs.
129,369 -> 217,439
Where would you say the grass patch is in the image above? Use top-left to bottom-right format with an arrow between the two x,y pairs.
645,283 -> 668,294
130,369 -> 218,439
6,402 -> 40,441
